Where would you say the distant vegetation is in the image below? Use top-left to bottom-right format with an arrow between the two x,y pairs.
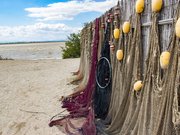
62,33 -> 80,59
0,56 -> 13,60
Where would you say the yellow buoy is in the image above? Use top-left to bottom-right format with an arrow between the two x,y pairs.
123,22 -> 131,34
175,18 -> 180,38
152,0 -> 163,12
160,51 -> 171,69
114,28 -> 120,39
134,80 -> 143,91
135,0 -> 145,14
116,50 -> 123,61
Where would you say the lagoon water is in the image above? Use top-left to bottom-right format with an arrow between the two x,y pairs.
0,42 -> 65,60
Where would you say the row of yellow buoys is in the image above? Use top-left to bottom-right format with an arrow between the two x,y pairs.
114,21 -> 131,40
136,0 -> 163,14
113,0 -> 180,92
114,22 -> 131,61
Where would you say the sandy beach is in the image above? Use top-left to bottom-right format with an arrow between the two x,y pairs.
0,58 -> 80,135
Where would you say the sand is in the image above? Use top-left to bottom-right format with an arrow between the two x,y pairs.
0,58 -> 80,135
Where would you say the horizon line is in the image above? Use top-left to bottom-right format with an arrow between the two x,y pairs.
0,40 -> 67,45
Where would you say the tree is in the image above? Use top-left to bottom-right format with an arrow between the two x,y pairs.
62,33 -> 80,59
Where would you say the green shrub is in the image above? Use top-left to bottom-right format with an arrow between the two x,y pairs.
62,33 -> 81,59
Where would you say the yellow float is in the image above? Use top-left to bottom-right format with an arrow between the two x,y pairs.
160,51 -> 171,69
134,80 -> 143,91
152,0 -> 163,12
175,17 -> 180,38
123,22 -> 131,34
116,50 -> 123,61
135,0 -> 145,13
114,28 -> 120,39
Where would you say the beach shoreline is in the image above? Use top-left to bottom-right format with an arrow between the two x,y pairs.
0,58 -> 80,135
0,42 -> 65,60
0,42 -> 65,47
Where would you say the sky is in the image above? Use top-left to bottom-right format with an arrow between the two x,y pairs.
0,0 -> 118,42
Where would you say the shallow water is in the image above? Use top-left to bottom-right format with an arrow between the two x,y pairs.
0,42 -> 65,60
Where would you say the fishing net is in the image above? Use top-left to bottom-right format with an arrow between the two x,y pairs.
69,23 -> 93,93
49,19 -> 100,135
49,1 -> 180,135
96,1 -> 180,135
94,18 -> 112,120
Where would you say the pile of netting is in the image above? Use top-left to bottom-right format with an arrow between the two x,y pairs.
49,0 -> 180,134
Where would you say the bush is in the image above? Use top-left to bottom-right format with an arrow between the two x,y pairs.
0,55 -> 13,60
62,33 -> 81,59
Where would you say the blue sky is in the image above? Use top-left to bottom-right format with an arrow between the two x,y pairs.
0,0 -> 117,42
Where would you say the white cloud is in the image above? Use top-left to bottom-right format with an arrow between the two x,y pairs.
0,23 -> 81,42
25,0 -> 118,21
0,0 -> 118,42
